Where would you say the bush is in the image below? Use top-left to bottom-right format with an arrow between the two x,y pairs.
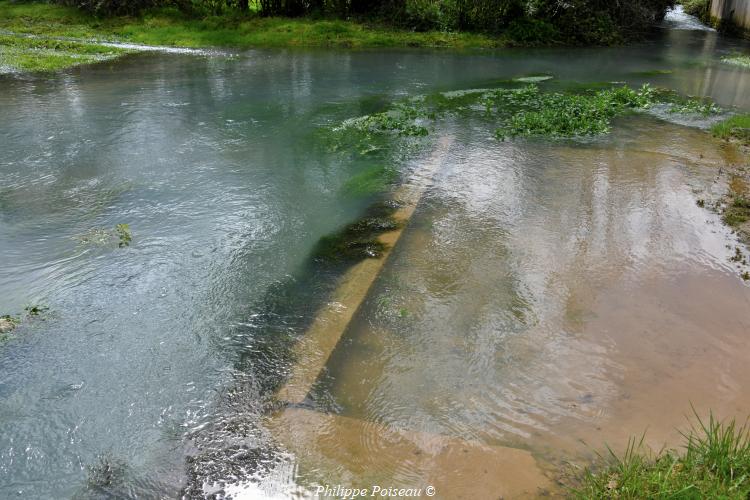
682,0 -> 710,20
403,0 -> 445,31
506,17 -> 557,43
57,0 -> 166,16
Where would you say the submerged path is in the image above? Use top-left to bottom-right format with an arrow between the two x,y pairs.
275,136 -> 455,406
269,135 -> 555,498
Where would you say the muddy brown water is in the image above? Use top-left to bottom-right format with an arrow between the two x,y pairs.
275,118 -> 750,497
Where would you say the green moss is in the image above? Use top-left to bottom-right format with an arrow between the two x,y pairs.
311,202 -> 400,263
712,114 -> 750,143
341,165 -> 399,197
573,412 -> 750,499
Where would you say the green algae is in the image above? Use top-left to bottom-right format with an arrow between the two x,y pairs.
341,165 -> 399,197
74,223 -> 132,248
311,202 -> 401,263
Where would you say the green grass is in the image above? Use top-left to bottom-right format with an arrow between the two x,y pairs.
711,114 -> 750,143
0,33 -> 128,72
0,1 -> 501,51
574,413 -> 750,499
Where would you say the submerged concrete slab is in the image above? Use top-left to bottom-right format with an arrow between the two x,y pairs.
275,136 -> 454,406
268,407 -> 554,499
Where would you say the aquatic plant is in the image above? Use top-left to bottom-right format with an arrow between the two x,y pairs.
0,315 -> 19,335
24,305 -> 48,316
0,306 -> 49,338
115,223 -> 132,247
489,84 -> 660,138
668,97 -> 721,116
721,54 -> 750,69
723,196 -> 750,228
75,224 -> 132,248
336,83 -> 720,149
573,412 -> 750,499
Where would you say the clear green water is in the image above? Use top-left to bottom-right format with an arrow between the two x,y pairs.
1,12 -> 749,498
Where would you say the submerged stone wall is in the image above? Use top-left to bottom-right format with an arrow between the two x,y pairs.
710,0 -> 750,33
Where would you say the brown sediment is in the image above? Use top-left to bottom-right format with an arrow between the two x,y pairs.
268,407 -> 554,499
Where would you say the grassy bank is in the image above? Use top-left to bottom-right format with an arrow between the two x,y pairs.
0,33 -> 128,72
0,0 -> 501,73
573,414 -> 750,499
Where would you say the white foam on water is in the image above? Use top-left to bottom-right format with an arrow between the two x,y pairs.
664,5 -> 716,31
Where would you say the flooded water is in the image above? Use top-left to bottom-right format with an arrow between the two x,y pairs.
1,9 -> 749,499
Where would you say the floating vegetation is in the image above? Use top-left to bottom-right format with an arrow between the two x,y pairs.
312,202 -> 400,263
0,315 -> 19,335
333,82 -> 718,147
487,84 -> 660,138
115,223 -> 132,247
0,305 -> 48,339
668,97 -> 721,116
721,53 -> 750,69
24,304 -> 48,316
75,223 -> 133,248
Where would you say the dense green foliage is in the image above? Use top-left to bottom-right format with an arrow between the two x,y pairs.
0,1 -> 498,51
574,414 -> 750,499
41,0 -> 676,45
681,0 -> 710,21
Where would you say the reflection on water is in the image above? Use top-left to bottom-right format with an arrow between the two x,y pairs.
0,11 -> 749,498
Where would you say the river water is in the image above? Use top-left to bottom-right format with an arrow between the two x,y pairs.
1,8 -> 749,499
